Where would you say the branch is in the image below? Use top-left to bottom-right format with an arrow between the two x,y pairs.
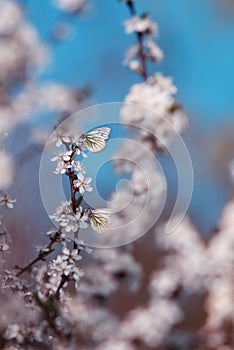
54,274 -> 68,299
16,232 -> 60,277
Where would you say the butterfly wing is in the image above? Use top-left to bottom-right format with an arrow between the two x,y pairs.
84,127 -> 110,153
90,209 -> 109,233
84,136 -> 106,152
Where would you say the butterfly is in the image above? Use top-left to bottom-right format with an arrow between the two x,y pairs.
84,127 -> 110,153
90,209 -> 109,233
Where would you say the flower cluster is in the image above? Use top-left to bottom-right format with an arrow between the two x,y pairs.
121,73 -> 188,149
124,14 -> 163,75
49,247 -> 83,294
51,202 -> 89,233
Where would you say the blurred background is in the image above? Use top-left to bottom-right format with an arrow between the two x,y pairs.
0,2 -> 233,347
1,0 -> 234,259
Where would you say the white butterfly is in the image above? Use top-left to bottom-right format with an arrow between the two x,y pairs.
84,127 -> 110,153
89,209 -> 109,233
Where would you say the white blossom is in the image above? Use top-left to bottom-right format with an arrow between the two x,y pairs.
61,247 -> 82,263
73,160 -> 86,174
0,193 -> 16,209
49,248 -> 83,291
51,150 -> 72,162
51,150 -> 73,174
73,173 -> 92,193
53,159 -> 71,174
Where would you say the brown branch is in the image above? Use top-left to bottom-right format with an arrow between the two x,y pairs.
16,232 -> 60,277
54,274 -> 69,299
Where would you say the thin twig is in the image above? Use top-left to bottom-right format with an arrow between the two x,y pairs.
16,232 -> 59,277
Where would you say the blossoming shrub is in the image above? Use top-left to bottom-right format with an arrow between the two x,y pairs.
0,1 -> 233,350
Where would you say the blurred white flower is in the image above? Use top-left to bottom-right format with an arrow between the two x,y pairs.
31,128 -> 49,148
0,18 -> 47,87
128,59 -> 142,73
121,73 -> 188,149
218,200 -> 234,231
0,151 -> 14,189
38,83 -> 78,113
205,279 -> 234,329
124,15 -> 158,35
149,268 -> 181,299
54,0 -> 86,14
0,1 -> 22,35
120,301 -> 182,347
52,129 -> 72,147
145,36 -> 163,62
95,249 -> 142,292
63,296 -> 118,342
78,264 -> 118,300
124,38 -> 163,69
124,44 -> 139,66
159,218 -> 207,290
4,324 -> 24,343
